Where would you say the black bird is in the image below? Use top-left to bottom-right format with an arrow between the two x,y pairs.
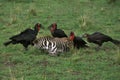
70,32 -> 88,49
48,23 -> 68,38
4,23 -> 43,50
82,32 -> 120,50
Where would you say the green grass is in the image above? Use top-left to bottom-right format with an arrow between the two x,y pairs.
0,0 -> 120,80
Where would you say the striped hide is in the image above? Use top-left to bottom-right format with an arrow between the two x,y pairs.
33,36 -> 73,56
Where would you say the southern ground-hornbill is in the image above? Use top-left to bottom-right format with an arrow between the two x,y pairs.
70,32 -> 88,49
82,32 -> 120,50
4,23 -> 43,50
48,23 -> 68,38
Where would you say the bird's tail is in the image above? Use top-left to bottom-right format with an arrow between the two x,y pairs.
4,41 -> 12,46
111,39 -> 120,46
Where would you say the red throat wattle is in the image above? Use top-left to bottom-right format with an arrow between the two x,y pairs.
37,25 -> 40,31
70,36 -> 74,41
51,24 -> 56,32
70,32 -> 75,41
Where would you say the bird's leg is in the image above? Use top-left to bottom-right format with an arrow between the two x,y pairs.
22,47 -> 28,54
25,47 -> 28,51
23,44 -> 29,51
95,45 -> 101,51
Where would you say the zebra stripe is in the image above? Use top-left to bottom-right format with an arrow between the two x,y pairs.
33,36 -> 73,55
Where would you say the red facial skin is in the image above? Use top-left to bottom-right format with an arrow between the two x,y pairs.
69,32 -> 75,41
37,24 -> 40,31
51,23 -> 56,32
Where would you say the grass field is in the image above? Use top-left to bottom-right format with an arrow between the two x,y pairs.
0,0 -> 120,80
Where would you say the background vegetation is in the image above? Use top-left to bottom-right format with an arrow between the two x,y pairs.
0,0 -> 120,80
